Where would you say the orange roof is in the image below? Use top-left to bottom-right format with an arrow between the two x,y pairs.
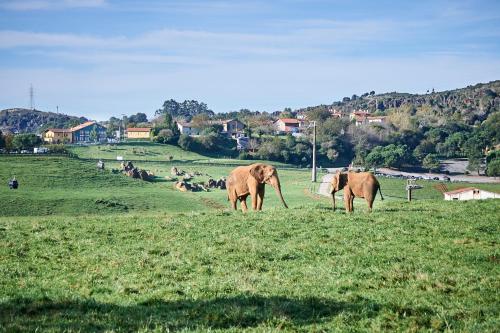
277,118 -> 300,124
70,121 -> 97,132
444,187 -> 476,195
46,128 -> 71,133
127,127 -> 151,132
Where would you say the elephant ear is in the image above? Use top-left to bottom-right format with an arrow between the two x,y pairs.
250,164 -> 266,183
338,173 -> 348,190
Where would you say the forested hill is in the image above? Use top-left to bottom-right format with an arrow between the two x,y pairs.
298,80 -> 500,125
0,108 -> 87,134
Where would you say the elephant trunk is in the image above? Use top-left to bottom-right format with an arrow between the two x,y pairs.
331,190 -> 336,211
270,176 -> 288,208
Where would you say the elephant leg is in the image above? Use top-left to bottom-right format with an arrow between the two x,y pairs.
257,186 -> 265,210
344,189 -> 351,213
240,198 -> 248,212
367,197 -> 373,212
250,192 -> 258,211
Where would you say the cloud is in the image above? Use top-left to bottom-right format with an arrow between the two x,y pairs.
0,0 -> 106,11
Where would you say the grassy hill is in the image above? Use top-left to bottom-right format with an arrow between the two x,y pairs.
2,154 -> 499,216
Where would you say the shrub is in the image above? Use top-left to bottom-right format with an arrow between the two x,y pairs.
486,158 -> 500,177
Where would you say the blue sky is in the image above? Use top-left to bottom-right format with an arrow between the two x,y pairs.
1,0 -> 499,120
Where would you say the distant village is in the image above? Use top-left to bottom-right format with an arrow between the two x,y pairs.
42,108 -> 387,150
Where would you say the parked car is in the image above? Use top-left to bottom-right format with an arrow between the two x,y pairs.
433,177 -> 440,181
443,176 -> 451,182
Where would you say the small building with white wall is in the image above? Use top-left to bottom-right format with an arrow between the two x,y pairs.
176,122 -> 200,136
443,187 -> 500,201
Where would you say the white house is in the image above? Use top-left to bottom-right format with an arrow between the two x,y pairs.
176,122 -> 200,136
443,187 -> 500,201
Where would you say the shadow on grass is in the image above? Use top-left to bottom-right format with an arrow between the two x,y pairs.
0,295 -> 381,331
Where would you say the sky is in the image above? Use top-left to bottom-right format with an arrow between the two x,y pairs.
0,0 -> 499,121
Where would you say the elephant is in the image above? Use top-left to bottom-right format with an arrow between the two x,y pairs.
227,163 -> 288,212
330,171 -> 383,212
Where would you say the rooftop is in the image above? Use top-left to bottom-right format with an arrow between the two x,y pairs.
127,127 -> 151,132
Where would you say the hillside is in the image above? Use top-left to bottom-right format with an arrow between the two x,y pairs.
298,80 -> 500,125
0,108 -> 87,134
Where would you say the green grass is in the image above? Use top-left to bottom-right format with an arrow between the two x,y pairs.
0,200 -> 498,332
68,142 -> 290,167
1,153 -> 499,331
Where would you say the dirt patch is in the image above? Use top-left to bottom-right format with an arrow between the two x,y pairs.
303,188 -> 324,200
200,198 -> 226,210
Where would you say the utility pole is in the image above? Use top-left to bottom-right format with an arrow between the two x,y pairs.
311,121 -> 317,182
29,84 -> 34,110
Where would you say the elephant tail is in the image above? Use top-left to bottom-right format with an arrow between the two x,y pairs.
378,185 -> 384,201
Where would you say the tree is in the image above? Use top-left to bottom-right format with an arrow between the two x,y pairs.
0,130 -> 4,149
486,158 -> 500,177
422,154 -> 440,171
465,136 -> 484,175
11,134 -> 41,150
89,127 -> 98,142
128,113 -> 148,124
155,99 -> 214,120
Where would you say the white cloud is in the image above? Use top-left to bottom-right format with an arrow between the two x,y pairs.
0,0 -> 106,11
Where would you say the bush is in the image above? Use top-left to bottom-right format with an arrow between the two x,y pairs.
44,144 -> 68,154
178,134 -> 194,151
238,151 -> 251,160
486,158 -> 500,177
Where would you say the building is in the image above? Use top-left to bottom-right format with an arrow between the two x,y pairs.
366,116 -> 387,125
444,187 -> 500,201
71,121 -> 107,143
349,110 -> 372,121
43,128 -> 72,143
176,122 -> 200,136
126,127 -> 152,139
350,110 -> 387,127
221,119 -> 245,138
274,118 -> 300,133
43,121 -> 107,143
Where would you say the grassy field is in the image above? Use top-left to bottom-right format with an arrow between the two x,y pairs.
69,142 -> 290,167
1,152 -> 499,332
0,200 -> 498,332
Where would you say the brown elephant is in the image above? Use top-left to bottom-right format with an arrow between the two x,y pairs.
227,163 -> 288,212
330,171 -> 383,212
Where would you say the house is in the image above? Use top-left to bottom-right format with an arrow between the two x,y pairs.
443,187 -> 500,201
126,127 -> 152,139
176,122 -> 200,136
329,108 -> 346,118
71,121 -> 107,143
221,119 -> 245,138
349,110 -> 372,122
43,121 -> 107,143
43,128 -> 72,143
274,118 -> 300,133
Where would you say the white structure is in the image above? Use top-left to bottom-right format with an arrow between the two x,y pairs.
176,122 -> 200,136
444,187 -> 500,201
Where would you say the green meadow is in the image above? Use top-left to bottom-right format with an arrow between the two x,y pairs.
0,147 -> 499,332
